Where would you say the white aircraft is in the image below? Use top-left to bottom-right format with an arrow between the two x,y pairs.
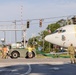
45,24 -> 76,48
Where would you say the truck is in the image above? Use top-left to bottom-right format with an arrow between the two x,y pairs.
8,43 -> 36,59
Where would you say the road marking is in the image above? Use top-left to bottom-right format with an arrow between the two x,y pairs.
50,67 -> 60,70
21,63 -> 32,75
0,63 -> 32,75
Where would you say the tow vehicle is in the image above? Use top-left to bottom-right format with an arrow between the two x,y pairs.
8,43 -> 36,59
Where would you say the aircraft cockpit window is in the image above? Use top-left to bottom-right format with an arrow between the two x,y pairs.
53,30 -> 58,33
53,29 -> 66,34
62,30 -> 66,32
58,29 -> 66,33
58,30 -> 62,33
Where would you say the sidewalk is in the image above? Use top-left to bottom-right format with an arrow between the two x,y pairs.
32,57 -> 71,64
0,57 -> 71,65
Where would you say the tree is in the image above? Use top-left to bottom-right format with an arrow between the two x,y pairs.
28,19 -> 66,53
47,23 -> 60,33
57,19 -> 67,26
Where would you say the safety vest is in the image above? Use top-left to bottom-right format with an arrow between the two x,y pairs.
3,47 -> 7,52
28,47 -> 33,52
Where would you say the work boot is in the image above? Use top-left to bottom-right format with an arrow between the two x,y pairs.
74,60 -> 76,64
71,61 -> 73,64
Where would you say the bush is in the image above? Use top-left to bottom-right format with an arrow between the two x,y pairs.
53,49 -> 59,53
43,48 -> 51,53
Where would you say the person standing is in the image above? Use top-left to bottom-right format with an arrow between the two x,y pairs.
27,45 -> 33,58
2,45 -> 8,59
68,44 -> 76,64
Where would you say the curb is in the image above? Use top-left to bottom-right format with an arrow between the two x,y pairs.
0,61 -> 70,67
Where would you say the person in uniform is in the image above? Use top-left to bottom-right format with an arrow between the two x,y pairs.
68,43 -> 75,64
2,45 -> 8,59
27,45 -> 33,58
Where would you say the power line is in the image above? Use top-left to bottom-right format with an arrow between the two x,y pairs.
0,14 -> 75,23
22,14 -> 75,21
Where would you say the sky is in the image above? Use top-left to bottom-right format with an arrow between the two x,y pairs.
0,0 -> 76,44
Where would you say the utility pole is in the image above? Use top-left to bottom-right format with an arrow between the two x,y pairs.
20,0 -> 26,47
21,5 -> 25,47
23,30 -> 26,47
13,20 -> 17,43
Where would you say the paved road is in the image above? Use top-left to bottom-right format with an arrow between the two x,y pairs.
0,58 -> 76,75
29,64 -> 76,75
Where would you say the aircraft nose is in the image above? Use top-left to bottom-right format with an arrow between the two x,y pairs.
45,35 -> 51,42
45,34 -> 55,44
